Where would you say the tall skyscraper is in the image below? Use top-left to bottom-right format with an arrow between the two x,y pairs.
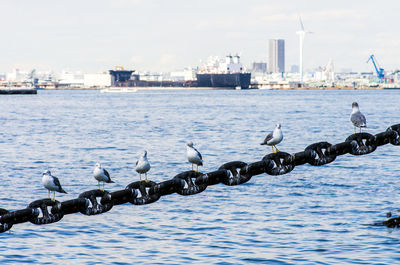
268,39 -> 285,73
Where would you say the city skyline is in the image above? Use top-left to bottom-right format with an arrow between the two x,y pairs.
0,0 -> 399,73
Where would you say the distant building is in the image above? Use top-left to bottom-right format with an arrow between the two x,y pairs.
251,62 -> 267,73
290,65 -> 299,73
6,68 -> 28,82
268,39 -> 285,73
315,59 -> 335,82
340,68 -> 352,73
57,71 -> 84,88
84,73 -> 111,87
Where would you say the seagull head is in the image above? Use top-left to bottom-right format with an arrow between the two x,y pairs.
42,170 -> 51,176
95,162 -> 101,168
142,150 -> 147,157
276,123 -> 281,129
186,141 -> 194,147
352,102 -> 359,109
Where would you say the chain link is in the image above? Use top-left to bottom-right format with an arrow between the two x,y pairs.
346,132 -> 377,155
1,124 -> 399,232
28,199 -> 64,225
263,152 -> 295,175
305,142 -> 337,166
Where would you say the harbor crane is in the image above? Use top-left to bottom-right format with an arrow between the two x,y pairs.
367,54 -> 385,82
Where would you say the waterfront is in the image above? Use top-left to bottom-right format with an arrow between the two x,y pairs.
0,89 -> 400,264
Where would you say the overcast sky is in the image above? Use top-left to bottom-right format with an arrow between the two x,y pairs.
0,0 -> 398,73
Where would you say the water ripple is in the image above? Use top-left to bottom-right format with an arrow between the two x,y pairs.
0,89 -> 399,264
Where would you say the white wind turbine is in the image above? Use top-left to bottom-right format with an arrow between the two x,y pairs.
296,16 -> 312,84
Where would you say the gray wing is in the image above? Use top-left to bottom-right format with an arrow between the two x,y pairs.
53,176 -> 63,190
351,112 -> 366,127
261,132 -> 273,145
193,147 -> 202,160
103,169 -> 114,183
104,169 -> 110,179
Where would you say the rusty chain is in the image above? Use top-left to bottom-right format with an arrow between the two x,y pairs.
1,124 -> 400,233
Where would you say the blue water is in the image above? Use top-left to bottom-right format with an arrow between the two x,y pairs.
0,89 -> 400,264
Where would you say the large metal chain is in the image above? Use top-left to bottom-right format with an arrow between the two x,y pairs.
1,124 -> 400,233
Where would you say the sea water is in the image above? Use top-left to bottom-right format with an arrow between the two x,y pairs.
0,89 -> 399,264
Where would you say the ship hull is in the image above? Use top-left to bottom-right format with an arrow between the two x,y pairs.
0,87 -> 37,94
109,70 -> 251,90
105,86 -> 231,91
196,73 -> 251,89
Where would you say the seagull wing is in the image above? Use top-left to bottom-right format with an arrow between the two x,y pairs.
360,113 -> 366,126
351,112 -> 367,127
103,169 -> 110,179
103,168 -> 114,183
261,132 -> 273,145
193,147 -> 202,160
53,176 -> 66,193
53,176 -> 62,188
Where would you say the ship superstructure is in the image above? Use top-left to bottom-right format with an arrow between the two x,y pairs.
196,55 -> 251,89
200,55 -> 244,74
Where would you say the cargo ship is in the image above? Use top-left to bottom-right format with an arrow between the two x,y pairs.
0,83 -> 37,94
108,55 -> 251,90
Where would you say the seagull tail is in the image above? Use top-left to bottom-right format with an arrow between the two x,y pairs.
107,180 -> 115,183
260,142 -> 266,145
60,188 -> 67,194
199,161 -> 203,166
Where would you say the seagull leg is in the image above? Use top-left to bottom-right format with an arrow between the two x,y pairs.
275,146 -> 280,153
196,164 -> 199,172
98,181 -> 101,190
192,164 -> 194,171
102,182 -> 105,191
354,127 -> 356,134
139,174 -> 142,181
271,146 -> 274,153
145,173 -> 149,183
52,191 -> 56,202
48,190 -> 50,199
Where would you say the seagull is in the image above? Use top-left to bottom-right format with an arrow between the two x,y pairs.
350,102 -> 367,133
260,123 -> 283,153
93,163 -> 114,191
42,170 -> 67,201
186,141 -> 203,172
136,151 -> 151,182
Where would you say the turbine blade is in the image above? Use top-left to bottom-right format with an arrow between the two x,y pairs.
299,16 -> 305,31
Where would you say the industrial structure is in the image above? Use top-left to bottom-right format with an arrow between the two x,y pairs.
296,16 -> 312,83
367,54 -> 385,82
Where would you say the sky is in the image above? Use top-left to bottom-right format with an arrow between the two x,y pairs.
0,0 -> 399,73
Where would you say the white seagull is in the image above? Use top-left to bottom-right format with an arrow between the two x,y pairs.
93,163 -> 114,191
350,102 -> 367,133
136,151 -> 151,182
186,141 -> 203,171
261,123 -> 283,153
42,170 -> 67,201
